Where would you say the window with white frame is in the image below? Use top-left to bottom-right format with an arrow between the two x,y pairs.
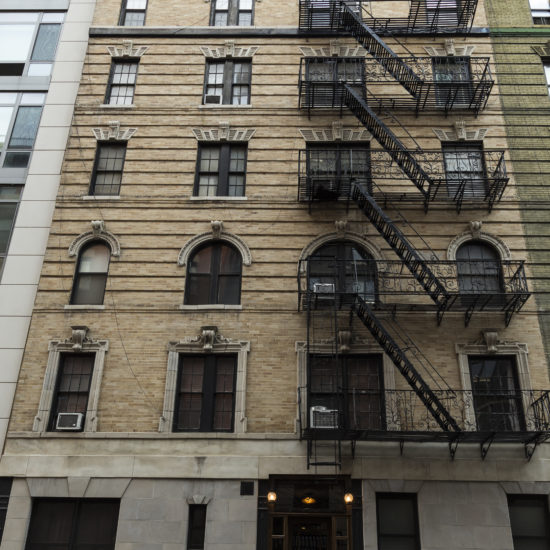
211,0 -> 254,26
33,327 -> 109,433
530,0 -> 550,24
0,92 -> 45,168
204,60 -> 251,105
160,328 -> 249,434
119,0 -> 148,26
0,12 -> 64,77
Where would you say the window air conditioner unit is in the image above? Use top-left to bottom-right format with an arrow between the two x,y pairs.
310,406 -> 339,429
56,412 -> 84,431
205,94 -> 222,104
313,282 -> 335,294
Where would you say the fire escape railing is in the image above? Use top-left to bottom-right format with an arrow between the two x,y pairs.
298,0 -> 479,35
297,257 -> 530,325
298,387 -> 550,441
297,148 -> 508,212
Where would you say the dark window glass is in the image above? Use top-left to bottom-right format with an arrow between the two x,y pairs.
443,142 -> 487,199
3,151 -> 31,167
0,63 -> 25,76
426,0 -> 458,26
31,24 -> 62,61
49,354 -> 94,431
308,241 -> 376,303
71,242 -> 111,305
309,354 -> 383,430
0,203 -> 18,254
211,0 -> 253,26
107,61 -> 138,105
469,356 -> 524,432
0,478 -> 12,545
90,143 -> 126,196
531,0 -> 550,23
456,241 -> 502,296
508,494 -> 550,550
185,242 -> 242,305
7,106 -> 41,149
305,57 -> 364,105
196,144 -> 247,197
306,143 -> 371,199
120,0 -> 147,25
187,504 -> 207,549
26,499 -> 119,550
204,60 -> 251,105
433,57 -> 472,106
174,355 -> 237,432
377,493 -> 420,550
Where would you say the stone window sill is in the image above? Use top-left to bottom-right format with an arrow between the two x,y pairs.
64,305 -> 105,310
179,304 -> 242,311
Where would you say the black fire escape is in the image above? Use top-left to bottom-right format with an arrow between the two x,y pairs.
296,0 -> 547,467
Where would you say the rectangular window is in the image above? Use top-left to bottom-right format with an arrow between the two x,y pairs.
0,12 -> 63,77
531,0 -> 550,24
195,143 -> 247,197
442,142 -> 487,199
377,493 -> 420,550
187,504 -> 207,550
26,499 -> 119,550
0,92 -> 45,168
106,61 -> 138,105
48,354 -> 94,431
204,60 -> 251,105
0,186 -> 22,275
432,57 -> 473,107
508,494 -> 550,549
469,356 -> 524,432
426,0 -> 458,26
174,354 -> 237,432
309,354 -> 383,431
211,0 -> 253,26
0,478 -> 12,545
120,0 -> 148,25
306,143 -> 371,199
90,142 -> 127,196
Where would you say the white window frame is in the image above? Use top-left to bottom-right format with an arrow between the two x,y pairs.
159,327 -> 250,434
455,340 -> 533,431
33,326 -> 109,433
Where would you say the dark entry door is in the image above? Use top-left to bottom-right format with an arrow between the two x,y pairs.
289,516 -> 331,550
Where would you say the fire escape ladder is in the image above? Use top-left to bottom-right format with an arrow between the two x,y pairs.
342,83 -> 436,203
351,183 -> 450,310
352,296 -> 460,433
339,2 -> 424,98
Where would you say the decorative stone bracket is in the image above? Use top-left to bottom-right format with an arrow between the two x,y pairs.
299,39 -> 366,58
533,41 -> 550,58
107,40 -> 149,58
424,39 -> 476,57
92,121 -> 137,141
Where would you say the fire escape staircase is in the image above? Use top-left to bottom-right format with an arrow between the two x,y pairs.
351,183 -> 450,315
352,295 -> 460,433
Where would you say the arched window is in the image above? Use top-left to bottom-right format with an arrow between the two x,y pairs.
70,242 -> 111,305
308,241 -> 376,303
456,241 -> 502,296
185,242 -> 242,305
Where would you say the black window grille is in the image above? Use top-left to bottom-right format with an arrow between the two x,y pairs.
106,61 -> 138,105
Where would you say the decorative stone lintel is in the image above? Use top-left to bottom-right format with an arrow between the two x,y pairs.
187,495 -> 212,505
533,41 -> 550,58
192,123 -> 256,142
433,120 -> 488,142
68,221 -> 121,258
199,42 -> 260,59
68,326 -> 90,351
107,40 -> 149,58
424,44 -> 476,57
334,220 -> 348,234
92,121 -> 137,142
338,330 -> 352,353
299,125 -> 371,142
299,44 -> 366,58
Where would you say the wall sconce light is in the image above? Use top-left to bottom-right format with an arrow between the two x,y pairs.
267,491 -> 277,503
344,493 -> 354,504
